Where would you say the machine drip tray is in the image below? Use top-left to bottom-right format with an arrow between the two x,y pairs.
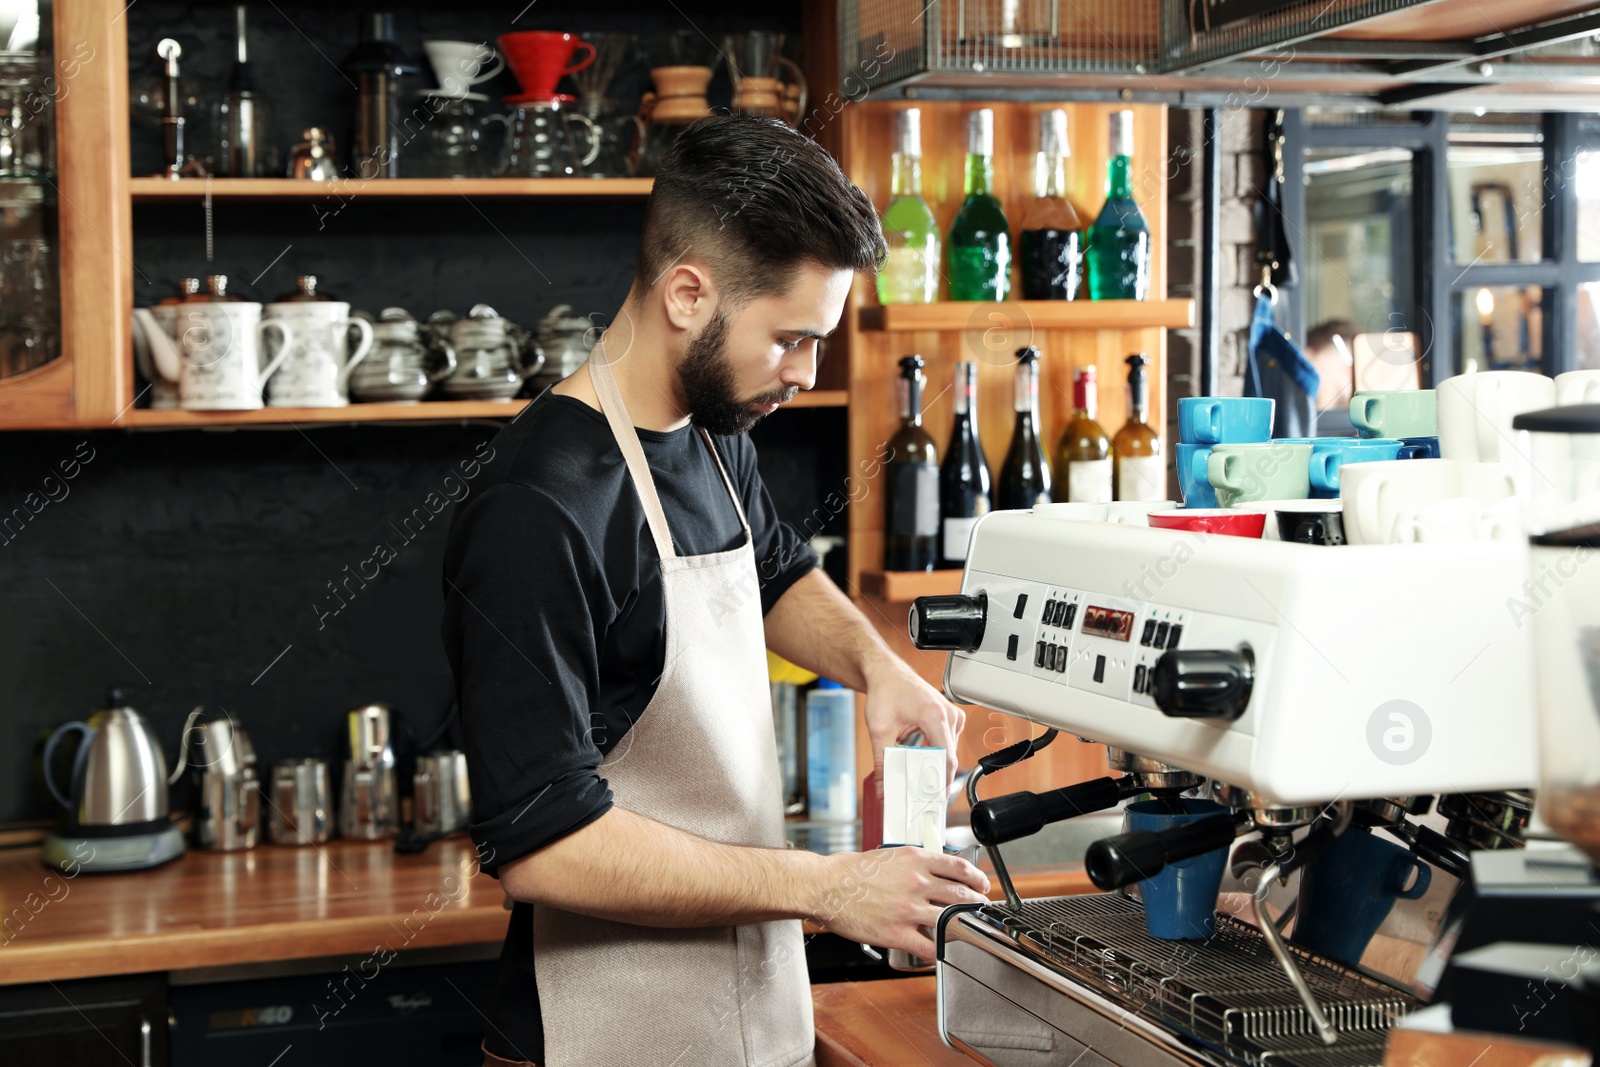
940,894 -> 1421,1067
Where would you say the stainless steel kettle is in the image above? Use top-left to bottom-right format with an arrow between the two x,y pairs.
40,694 -> 192,872
185,712 -> 260,851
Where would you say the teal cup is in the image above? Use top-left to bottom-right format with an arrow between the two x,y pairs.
1206,441 -> 1312,507
1349,390 -> 1437,439
1307,439 -> 1403,498
1178,397 -> 1275,445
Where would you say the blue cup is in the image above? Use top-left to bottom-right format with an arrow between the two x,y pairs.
1174,443 -> 1217,508
1307,439 -> 1403,497
1398,435 -> 1441,460
1291,828 -> 1431,968
1178,397 -> 1276,446
1125,799 -> 1230,940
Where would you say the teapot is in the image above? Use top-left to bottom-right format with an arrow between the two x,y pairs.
532,303 -> 597,390
348,307 -> 457,403
140,275 -> 293,410
434,304 -> 544,401
263,276 -> 374,408
130,277 -> 201,410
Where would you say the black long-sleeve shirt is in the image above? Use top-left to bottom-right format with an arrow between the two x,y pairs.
440,389 -> 817,1063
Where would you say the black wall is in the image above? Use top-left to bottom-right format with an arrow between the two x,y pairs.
1,408 -> 844,825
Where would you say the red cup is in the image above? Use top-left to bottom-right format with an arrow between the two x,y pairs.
1147,508 -> 1267,538
497,31 -> 595,100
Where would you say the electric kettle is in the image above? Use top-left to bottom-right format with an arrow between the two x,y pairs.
40,692 -> 195,872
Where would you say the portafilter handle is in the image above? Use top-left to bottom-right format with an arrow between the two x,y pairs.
1085,812 -> 1245,891
970,777 -> 1131,847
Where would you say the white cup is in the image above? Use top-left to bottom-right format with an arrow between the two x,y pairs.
1107,500 -> 1180,525
423,40 -> 505,97
1342,458 -> 1522,544
1436,370 -> 1555,464
1555,370 -> 1600,407
1341,459 -> 1458,545
1394,496 -> 1520,544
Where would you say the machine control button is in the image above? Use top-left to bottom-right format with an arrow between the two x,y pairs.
1051,601 -> 1068,627
1141,620 -> 1157,646
1093,655 -> 1106,683
1155,621 -> 1170,647
909,593 -> 988,651
1006,634 -> 1019,661
1166,624 -> 1184,649
1063,603 -> 1078,629
1134,664 -> 1147,692
1041,599 -> 1056,623
1055,648 -> 1068,673
1013,594 -> 1029,619
1034,641 -> 1046,667
1151,647 -> 1255,721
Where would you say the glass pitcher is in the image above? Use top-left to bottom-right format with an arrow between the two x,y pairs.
495,98 -> 599,179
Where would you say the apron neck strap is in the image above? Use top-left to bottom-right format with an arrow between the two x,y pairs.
587,343 -> 678,562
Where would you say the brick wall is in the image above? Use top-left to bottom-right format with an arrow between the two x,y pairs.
1164,107 -> 1268,494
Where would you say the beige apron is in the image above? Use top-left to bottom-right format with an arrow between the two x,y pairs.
530,345 -> 816,1067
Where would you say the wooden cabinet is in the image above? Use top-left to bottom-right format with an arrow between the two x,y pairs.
0,974 -> 166,1066
828,98 -> 1193,801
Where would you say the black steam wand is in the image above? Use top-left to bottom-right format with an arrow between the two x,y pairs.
964,730 -> 1060,911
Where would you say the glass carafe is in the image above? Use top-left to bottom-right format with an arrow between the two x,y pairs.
496,98 -> 599,178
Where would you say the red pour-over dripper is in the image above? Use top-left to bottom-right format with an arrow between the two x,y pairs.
497,31 -> 595,102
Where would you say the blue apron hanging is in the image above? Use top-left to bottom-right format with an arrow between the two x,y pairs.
1245,294 -> 1319,439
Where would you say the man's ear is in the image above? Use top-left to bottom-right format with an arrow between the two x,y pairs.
660,262 -> 716,332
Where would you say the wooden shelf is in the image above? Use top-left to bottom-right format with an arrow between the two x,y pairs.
784,389 -> 847,409
128,177 -> 654,202
118,399 -> 528,428
858,299 -> 1195,333
858,569 -> 962,602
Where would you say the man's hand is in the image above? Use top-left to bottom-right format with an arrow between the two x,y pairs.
809,847 -> 990,959
863,656 -> 966,793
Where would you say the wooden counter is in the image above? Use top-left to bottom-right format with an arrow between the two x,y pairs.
0,837 -> 509,985
0,834 -> 1096,989
815,976 -> 970,1067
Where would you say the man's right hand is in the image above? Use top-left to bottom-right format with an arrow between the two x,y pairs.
809,847 -> 991,960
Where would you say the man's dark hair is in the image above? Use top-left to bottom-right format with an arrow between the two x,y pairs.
633,113 -> 887,305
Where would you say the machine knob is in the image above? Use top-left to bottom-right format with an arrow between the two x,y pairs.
970,778 -> 1126,847
908,593 -> 987,652
1150,647 -> 1255,721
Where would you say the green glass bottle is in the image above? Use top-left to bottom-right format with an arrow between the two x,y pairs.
876,108 -> 939,305
947,109 -> 1012,302
1085,110 -> 1151,301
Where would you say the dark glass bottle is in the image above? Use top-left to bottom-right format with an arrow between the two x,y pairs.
883,355 -> 940,571
996,347 -> 1053,510
938,361 -> 991,568
1020,109 -> 1084,301
1085,109 -> 1152,301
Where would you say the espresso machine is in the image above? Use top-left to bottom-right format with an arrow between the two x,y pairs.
910,510 -> 1542,1066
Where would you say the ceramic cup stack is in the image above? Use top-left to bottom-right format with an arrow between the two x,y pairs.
1174,397 -> 1274,509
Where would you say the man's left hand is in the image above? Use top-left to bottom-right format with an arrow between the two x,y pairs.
863,658 -> 966,794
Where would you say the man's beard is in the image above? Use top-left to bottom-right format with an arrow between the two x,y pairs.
678,308 -> 796,435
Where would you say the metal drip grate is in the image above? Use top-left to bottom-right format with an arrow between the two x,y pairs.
978,894 -> 1418,1067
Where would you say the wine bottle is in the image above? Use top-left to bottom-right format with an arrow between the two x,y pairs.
938,361 -> 991,568
1020,109 -> 1083,301
1058,365 -> 1112,503
876,109 -> 940,305
1085,110 -> 1151,301
947,109 -> 1012,302
1113,353 -> 1165,501
883,355 -> 940,571
997,347 -> 1052,509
